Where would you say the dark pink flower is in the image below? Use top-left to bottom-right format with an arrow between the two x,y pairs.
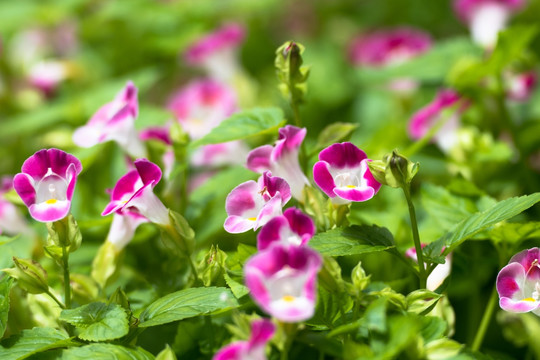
453,0 -> 526,47
224,171 -> 291,233
313,142 -> 381,205
257,208 -> 315,251
245,243 -> 322,322
497,247 -> 540,316
102,159 -> 169,226
213,319 -> 275,360
247,125 -> 310,201
13,148 -> 82,222
506,70 -> 537,102
348,27 -> 432,68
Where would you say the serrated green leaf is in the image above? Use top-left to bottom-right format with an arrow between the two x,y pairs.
190,107 -> 285,148
0,327 -> 74,360
420,316 -> 448,344
309,225 -> 395,256
139,287 -> 238,328
60,343 -> 154,360
490,222 -> 540,245
421,184 -> 477,231
0,276 -> 14,338
223,273 -> 249,299
406,290 -> 442,314
59,302 -> 129,341
425,193 -> 540,258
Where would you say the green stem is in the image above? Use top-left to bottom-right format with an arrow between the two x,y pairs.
402,185 -> 427,289
45,289 -> 65,309
62,245 -> 71,309
471,286 -> 498,352
280,322 -> 298,360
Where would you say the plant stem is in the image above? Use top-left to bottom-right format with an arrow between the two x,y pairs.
62,244 -> 71,309
45,289 -> 65,309
402,185 -> 427,288
280,322 -> 298,360
471,286 -> 498,352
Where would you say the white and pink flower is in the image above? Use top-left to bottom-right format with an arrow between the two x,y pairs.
453,0 -> 526,48
497,247 -> 540,316
244,243 -> 322,323
313,142 -> 381,205
73,81 -> 146,158
247,125 -> 310,201
405,245 -> 452,291
224,171 -> 291,234
213,319 -> 275,360
257,207 -> 315,251
506,70 -> 537,102
13,148 -> 82,222
185,24 -> 245,83
0,177 -> 31,235
102,159 -> 169,226
348,27 -> 432,68
408,89 -> 464,153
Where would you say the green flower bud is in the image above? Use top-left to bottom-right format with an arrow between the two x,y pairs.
275,41 -> 310,104
3,257 -> 49,294
351,261 -> 370,293
368,150 -> 419,189
318,256 -> 345,293
199,245 -> 227,287
47,214 -> 82,251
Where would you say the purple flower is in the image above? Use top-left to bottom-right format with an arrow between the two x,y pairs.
224,171 -> 291,233
247,125 -> 310,201
257,208 -> 315,251
102,159 -> 169,226
73,81 -> 146,158
245,243 -> 322,322
408,90 -> 464,153
184,24 -> 245,83
213,319 -> 275,360
453,0 -> 526,48
13,148 -> 82,222
167,79 -> 237,140
313,142 -> 381,205
348,27 -> 432,68
497,247 -> 540,316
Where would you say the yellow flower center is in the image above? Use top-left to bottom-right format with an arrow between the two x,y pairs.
282,295 -> 295,302
522,297 -> 536,302
248,217 -> 257,221
46,199 -> 57,205
346,185 -> 356,188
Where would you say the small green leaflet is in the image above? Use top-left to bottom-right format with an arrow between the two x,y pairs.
425,192 -> 540,258
0,276 -> 13,338
139,287 -> 238,328
310,225 -> 396,256
59,302 -> 129,342
0,327 -> 75,360
60,344 -> 154,360
189,107 -> 285,148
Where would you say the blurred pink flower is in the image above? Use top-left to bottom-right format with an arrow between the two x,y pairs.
257,207 -> 315,251
406,245 -> 452,291
506,70 -> 537,102
0,177 -> 31,235
213,319 -> 275,360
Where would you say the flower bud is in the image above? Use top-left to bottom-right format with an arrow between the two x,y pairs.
368,150 -> 419,189
199,245 -> 227,287
351,261 -> 370,293
3,257 -> 49,294
275,41 -> 310,104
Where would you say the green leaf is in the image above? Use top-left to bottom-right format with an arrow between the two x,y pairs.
420,316 -> 448,344
406,290 -> 442,314
59,302 -> 129,341
308,286 -> 352,329
490,222 -> 540,245
60,344 -> 154,360
357,37 -> 481,84
425,193 -> 540,257
139,287 -> 238,328
310,225 -> 395,256
190,107 -> 285,148
223,273 -> 249,299
156,344 -> 177,360
421,184 -> 477,231
425,338 -> 463,360
0,276 -> 14,338
0,327 -> 74,360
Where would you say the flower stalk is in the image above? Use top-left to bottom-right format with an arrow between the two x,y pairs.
471,286 -> 498,352
402,185 -> 427,289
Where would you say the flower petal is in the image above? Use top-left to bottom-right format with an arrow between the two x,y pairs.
497,262 -> 526,299
29,199 -> 71,222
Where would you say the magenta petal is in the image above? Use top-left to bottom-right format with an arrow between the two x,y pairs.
29,200 -> 71,222
134,159 -> 162,187
257,216 -> 289,250
225,181 -> 258,217
318,142 -> 367,169
247,145 -> 273,173
213,342 -> 247,360
224,215 -> 256,233
283,208 -> 315,241
273,126 -> 306,159
13,173 -> 36,207
509,247 -> 540,280
255,195 -> 283,230
312,161 -> 336,198
500,297 -> 540,313
497,262 -> 526,299
22,148 -> 82,180
334,187 -> 375,202
248,319 -> 275,349
260,172 -> 291,205
109,170 -> 142,202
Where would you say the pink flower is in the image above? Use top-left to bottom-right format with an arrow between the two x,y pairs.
184,24 -> 245,83
245,243 -> 322,322
139,126 -> 175,179
497,247 -> 540,316
405,245 -> 452,291
106,212 -> 148,250
167,79 -> 237,140
506,70 -> 537,102
247,126 -> 310,201
102,159 -> 169,226
213,319 -> 275,360
224,171 -> 291,234
73,81 -> 146,158
13,148 -> 82,222
453,0 -> 526,48
408,90 -> 464,153
348,27 -> 432,68
191,142 -> 250,168
313,142 -> 381,205
28,60 -> 68,96
257,208 -> 315,251
0,177 -> 31,235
